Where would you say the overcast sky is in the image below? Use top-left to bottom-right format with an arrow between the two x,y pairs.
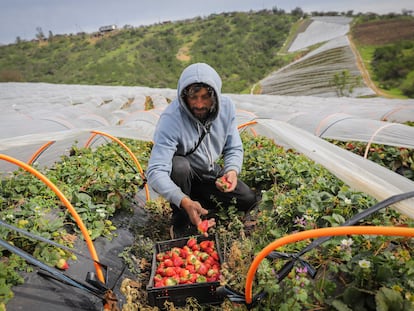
1,0 -> 413,45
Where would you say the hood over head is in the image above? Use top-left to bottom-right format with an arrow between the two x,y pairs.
177,63 -> 222,122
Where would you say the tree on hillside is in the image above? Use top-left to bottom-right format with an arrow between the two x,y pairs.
291,7 -> 304,17
330,70 -> 362,97
372,41 -> 414,97
48,31 -> 54,41
402,9 -> 413,16
272,6 -> 285,15
35,27 -> 45,41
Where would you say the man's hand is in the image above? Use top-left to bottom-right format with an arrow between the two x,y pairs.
180,197 -> 211,226
215,170 -> 237,192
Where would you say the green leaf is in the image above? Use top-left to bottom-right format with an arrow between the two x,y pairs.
375,265 -> 393,282
343,287 -> 363,305
72,192 -> 92,204
375,287 -> 403,311
331,299 -> 353,311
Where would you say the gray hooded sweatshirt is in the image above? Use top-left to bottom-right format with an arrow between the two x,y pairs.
146,63 -> 243,208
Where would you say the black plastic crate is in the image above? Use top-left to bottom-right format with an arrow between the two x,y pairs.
147,234 -> 224,309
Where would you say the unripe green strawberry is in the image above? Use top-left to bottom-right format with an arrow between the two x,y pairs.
196,275 -> 207,283
165,277 -> 177,286
56,258 -> 69,270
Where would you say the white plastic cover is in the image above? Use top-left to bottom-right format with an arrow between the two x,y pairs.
0,82 -> 413,220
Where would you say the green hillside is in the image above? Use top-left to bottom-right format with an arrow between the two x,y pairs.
1,10 -> 413,96
0,10 -> 300,94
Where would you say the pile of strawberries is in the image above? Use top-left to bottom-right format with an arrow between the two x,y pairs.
153,237 -> 221,287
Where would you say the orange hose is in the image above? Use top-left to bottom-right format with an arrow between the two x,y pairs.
237,120 -> 257,130
85,130 -> 151,201
27,141 -> 55,165
0,154 -> 105,283
245,226 -> 414,304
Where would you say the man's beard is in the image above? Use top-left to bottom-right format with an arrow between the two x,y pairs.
191,107 -> 210,121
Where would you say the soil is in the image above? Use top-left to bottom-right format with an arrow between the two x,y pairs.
176,46 -> 191,61
352,18 -> 414,45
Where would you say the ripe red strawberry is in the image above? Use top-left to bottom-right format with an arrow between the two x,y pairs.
164,251 -> 172,259
197,220 -> 209,234
204,257 -> 214,266
164,267 -> 176,277
199,240 -> 212,250
210,251 -> 219,261
179,270 -> 191,284
187,237 -> 197,248
197,263 -> 208,275
163,258 -> 174,267
173,256 -> 184,267
179,268 -> 190,279
217,176 -> 231,190
180,246 -> 191,258
189,273 -> 197,283
207,276 -> 219,282
56,258 -> 69,270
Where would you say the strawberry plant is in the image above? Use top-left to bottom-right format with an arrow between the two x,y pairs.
2,131 -> 414,310
328,123 -> 414,181
0,138 -> 153,306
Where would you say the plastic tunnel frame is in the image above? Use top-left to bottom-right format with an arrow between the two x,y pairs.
84,130 -> 151,201
27,140 -> 56,165
245,226 -> 414,304
363,123 -> 399,159
238,120 -> 258,136
0,154 -> 106,283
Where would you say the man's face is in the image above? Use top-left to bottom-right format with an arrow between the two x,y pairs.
185,87 -> 214,121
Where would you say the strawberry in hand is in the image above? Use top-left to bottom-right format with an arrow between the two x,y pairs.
197,218 -> 216,237
197,220 -> 209,235
216,176 -> 231,191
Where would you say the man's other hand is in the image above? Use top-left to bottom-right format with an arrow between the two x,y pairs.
215,170 -> 237,192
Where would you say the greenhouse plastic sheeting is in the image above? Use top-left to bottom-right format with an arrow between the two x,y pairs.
259,16 -> 375,98
0,83 -> 414,170
230,93 -> 414,148
288,16 -> 353,52
253,119 -> 414,219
